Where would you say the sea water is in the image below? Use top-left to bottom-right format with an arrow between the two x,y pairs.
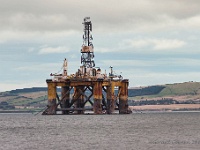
0,112 -> 200,150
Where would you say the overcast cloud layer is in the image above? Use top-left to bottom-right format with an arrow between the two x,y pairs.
1,0 -> 200,91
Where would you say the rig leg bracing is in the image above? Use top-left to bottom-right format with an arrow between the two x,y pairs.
42,79 -> 131,115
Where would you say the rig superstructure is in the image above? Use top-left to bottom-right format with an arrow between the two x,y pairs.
42,17 -> 131,115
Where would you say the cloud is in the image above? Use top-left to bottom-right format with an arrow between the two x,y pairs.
126,71 -> 200,87
100,58 -> 200,69
101,60 -> 153,67
38,46 -> 70,54
15,63 -> 62,72
15,61 -> 80,74
1,0 -> 200,33
95,38 -> 186,54
95,48 -> 115,53
4,13 -> 80,32
153,39 -> 186,50
0,30 -> 78,44
127,38 -> 186,50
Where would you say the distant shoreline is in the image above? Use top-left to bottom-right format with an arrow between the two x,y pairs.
0,110 -> 36,114
1,104 -> 200,114
129,104 -> 200,111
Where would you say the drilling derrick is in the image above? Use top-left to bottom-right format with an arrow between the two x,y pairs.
81,17 -> 95,69
42,17 -> 131,115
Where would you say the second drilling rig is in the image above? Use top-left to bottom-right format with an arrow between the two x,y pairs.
42,17 -> 131,115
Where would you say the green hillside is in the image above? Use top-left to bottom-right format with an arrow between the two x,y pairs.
159,82 -> 200,96
129,82 -> 200,102
0,90 -> 48,111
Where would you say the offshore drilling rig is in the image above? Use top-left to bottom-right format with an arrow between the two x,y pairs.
42,17 -> 131,115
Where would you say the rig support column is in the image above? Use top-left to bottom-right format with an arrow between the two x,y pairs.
106,82 -> 115,114
106,85 -> 111,114
93,81 -> 103,114
61,86 -> 70,114
74,86 -> 85,114
47,83 -> 57,115
119,80 -> 129,114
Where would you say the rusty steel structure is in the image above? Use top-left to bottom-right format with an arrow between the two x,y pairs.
42,17 -> 131,115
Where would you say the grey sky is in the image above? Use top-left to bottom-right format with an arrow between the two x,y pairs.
1,0 -> 200,32
0,0 -> 200,91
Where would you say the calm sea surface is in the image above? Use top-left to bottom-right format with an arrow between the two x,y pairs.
0,112 -> 200,150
